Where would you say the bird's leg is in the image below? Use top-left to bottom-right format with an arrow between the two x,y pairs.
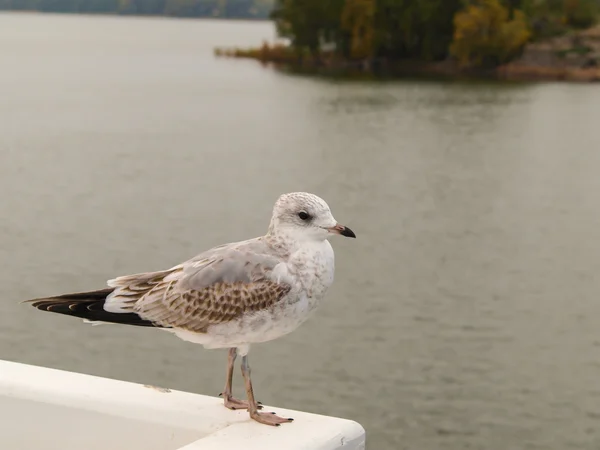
240,354 -> 293,426
220,347 -> 261,410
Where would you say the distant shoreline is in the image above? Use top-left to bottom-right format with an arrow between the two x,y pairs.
215,52 -> 600,83
215,26 -> 600,83
0,10 -> 271,22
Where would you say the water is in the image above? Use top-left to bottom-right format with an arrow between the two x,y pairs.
1,12 -> 600,449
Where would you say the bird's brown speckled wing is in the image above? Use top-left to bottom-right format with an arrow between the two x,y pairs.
106,238 -> 292,332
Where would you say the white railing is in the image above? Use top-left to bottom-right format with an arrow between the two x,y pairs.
0,359 -> 365,450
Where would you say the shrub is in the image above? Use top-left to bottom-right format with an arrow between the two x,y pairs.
451,0 -> 532,68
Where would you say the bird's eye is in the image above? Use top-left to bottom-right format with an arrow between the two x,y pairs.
298,211 -> 311,221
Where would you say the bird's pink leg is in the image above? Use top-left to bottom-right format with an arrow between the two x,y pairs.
220,347 -> 261,410
241,354 -> 293,426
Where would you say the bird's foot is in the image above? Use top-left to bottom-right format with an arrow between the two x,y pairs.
249,410 -> 294,426
220,393 -> 263,411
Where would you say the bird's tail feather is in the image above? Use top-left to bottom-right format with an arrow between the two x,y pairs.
25,288 -> 158,327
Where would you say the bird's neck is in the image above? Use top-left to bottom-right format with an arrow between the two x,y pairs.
264,227 -> 324,258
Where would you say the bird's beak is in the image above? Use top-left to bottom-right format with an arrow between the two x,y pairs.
327,223 -> 356,238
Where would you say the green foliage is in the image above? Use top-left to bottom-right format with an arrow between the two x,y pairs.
271,0 -> 464,61
563,0 -> 598,28
271,0 -> 345,54
372,0 -> 463,60
520,1 -> 567,38
0,0 -> 275,18
450,0 -> 531,68
515,0 -> 599,39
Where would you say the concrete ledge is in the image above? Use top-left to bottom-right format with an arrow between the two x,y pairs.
0,359 -> 365,450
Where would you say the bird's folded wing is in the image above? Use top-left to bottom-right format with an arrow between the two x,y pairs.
106,244 -> 292,332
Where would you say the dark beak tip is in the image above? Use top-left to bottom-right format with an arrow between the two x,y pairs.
341,226 -> 356,238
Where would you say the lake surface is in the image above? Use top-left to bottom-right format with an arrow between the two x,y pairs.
1,12 -> 600,450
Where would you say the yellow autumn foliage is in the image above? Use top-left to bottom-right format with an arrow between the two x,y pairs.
341,0 -> 376,60
450,0 -> 531,68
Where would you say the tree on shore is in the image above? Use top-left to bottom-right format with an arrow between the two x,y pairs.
271,0 -> 598,68
451,0 -> 531,68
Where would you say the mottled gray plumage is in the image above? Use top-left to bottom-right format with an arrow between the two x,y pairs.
103,238 -> 292,333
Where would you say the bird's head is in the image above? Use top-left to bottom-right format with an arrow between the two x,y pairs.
268,192 -> 356,244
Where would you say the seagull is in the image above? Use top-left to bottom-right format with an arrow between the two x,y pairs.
26,192 -> 356,426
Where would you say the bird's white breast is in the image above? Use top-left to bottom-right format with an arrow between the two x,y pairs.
290,239 -> 335,306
